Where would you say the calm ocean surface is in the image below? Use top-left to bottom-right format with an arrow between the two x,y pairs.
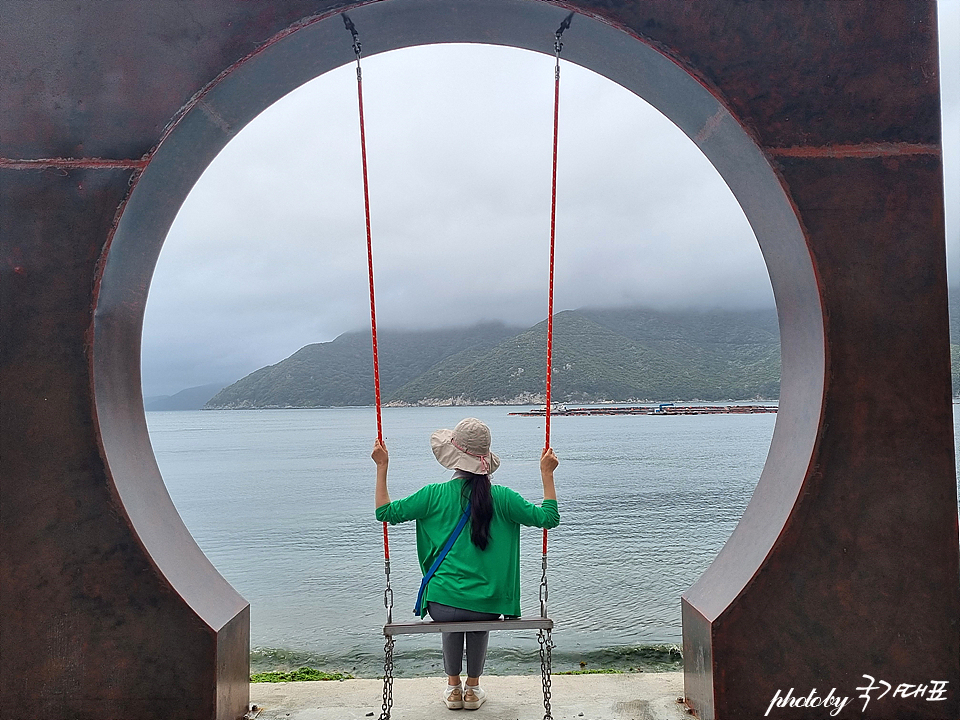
146,405 -> 960,677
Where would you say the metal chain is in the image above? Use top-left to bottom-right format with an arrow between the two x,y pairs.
538,547 -> 553,720
554,11 -> 573,77
379,635 -> 395,720
380,536 -> 394,719
384,558 -> 394,624
554,22 -> 563,79
539,552 -> 549,617
538,627 -> 554,720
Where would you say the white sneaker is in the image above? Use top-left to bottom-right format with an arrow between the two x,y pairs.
463,684 -> 486,710
444,684 -> 464,710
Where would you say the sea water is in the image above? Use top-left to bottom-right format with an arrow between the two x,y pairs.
145,405 -> 959,677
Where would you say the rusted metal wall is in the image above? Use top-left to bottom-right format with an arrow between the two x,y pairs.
1,1 -> 955,719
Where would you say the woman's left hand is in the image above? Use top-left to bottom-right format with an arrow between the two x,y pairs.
373,439 -> 390,507
372,439 -> 389,468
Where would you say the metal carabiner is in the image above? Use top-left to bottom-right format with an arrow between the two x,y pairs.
342,14 -> 362,58
554,12 -> 574,57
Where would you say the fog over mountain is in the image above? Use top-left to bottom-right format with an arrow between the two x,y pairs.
204,308 -> 782,408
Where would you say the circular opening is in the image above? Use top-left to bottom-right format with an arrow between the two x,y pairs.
93,0 -> 823,680
142,42 -> 781,673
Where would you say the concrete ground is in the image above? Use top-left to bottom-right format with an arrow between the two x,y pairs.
251,672 -> 689,720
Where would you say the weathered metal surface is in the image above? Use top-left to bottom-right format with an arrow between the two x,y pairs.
1,1 -> 955,719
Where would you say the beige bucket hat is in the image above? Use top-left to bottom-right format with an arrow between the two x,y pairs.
430,417 -> 501,475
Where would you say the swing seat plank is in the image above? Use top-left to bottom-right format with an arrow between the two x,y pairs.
384,616 -> 553,636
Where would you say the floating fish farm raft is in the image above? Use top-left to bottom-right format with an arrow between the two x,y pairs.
509,404 -> 778,417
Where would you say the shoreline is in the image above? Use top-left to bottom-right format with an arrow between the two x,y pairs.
200,398 -> 780,411
251,644 -> 684,680
509,403 -> 777,417
251,665 -> 684,683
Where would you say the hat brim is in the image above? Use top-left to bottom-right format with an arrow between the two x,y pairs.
430,428 -> 500,475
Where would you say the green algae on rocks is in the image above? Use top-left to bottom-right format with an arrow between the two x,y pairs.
251,667 -> 354,683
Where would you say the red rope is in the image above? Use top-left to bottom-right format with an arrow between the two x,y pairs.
350,39 -> 389,556
355,63 -> 383,445
542,31 -> 566,561
544,55 -> 560,453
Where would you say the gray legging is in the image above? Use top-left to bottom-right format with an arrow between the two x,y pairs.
427,602 -> 501,678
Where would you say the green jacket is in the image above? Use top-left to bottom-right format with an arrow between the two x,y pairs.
376,477 -> 560,618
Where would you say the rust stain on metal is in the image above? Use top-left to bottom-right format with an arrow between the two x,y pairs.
0,158 -> 150,170
767,142 -> 940,159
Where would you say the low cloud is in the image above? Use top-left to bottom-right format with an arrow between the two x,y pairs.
143,22 -> 959,397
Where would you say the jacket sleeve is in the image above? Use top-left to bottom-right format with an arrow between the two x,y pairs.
499,488 -> 560,529
376,484 -> 434,524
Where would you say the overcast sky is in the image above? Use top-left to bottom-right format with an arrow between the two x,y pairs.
142,4 -> 960,398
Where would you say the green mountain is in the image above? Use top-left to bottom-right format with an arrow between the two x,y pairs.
206,307 -> 783,409
206,323 -> 520,408
390,308 -> 780,404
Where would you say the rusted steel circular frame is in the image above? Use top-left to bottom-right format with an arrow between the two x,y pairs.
88,1 -> 953,718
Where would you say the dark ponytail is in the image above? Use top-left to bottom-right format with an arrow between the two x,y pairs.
460,471 -> 493,550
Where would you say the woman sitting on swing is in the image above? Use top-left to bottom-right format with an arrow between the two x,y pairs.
373,417 -> 560,710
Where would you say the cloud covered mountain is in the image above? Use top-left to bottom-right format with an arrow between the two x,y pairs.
206,307 -> 783,408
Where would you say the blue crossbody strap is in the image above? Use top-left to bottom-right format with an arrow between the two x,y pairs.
414,501 -> 471,616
